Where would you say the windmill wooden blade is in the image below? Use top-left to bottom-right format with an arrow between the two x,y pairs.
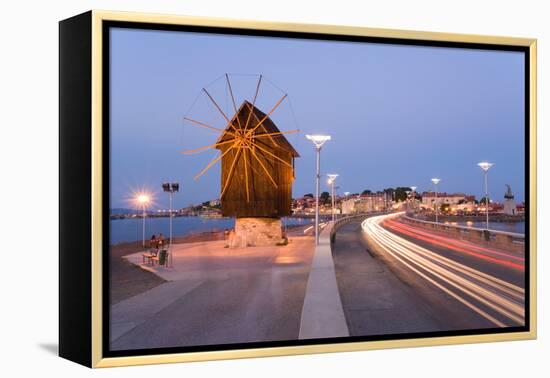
243,74 -> 262,131
203,88 -> 231,123
203,87 -> 240,135
252,129 -> 299,139
194,140 -> 239,180
245,93 -> 287,136
181,138 -> 235,154
242,148 -> 250,202
220,146 -> 243,197
184,117 -> 237,137
248,145 -> 278,189
250,140 -> 294,170
225,74 -> 242,130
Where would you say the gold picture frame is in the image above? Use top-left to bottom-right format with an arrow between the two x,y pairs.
59,9 -> 537,368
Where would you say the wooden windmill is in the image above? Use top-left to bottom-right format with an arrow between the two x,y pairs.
183,75 -> 300,246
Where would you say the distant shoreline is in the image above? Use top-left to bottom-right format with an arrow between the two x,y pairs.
109,223 -> 309,248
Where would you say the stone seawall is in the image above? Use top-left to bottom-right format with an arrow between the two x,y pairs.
228,217 -> 284,247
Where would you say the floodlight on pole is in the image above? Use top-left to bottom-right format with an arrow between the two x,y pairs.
431,178 -> 441,223
306,134 -> 331,149
306,134 -> 331,245
477,161 -> 494,230
327,174 -> 339,223
162,182 -> 180,267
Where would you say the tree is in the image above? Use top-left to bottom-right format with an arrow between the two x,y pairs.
394,187 -> 412,202
320,191 -> 330,205
362,189 -> 372,195
479,196 -> 490,205
303,193 -> 314,198
382,188 -> 395,201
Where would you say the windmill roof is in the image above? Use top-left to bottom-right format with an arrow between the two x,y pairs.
216,101 -> 299,157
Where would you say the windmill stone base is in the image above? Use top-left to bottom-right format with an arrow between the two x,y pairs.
227,217 -> 286,248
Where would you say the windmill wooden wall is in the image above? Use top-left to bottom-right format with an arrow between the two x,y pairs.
217,101 -> 299,218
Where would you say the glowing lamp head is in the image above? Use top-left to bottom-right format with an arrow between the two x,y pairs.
477,161 -> 494,172
327,173 -> 339,182
344,191 -> 350,196
431,178 -> 441,185
137,194 -> 150,205
306,134 -> 331,148
410,186 -> 417,192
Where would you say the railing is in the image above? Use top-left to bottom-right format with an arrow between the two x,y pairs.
401,215 -> 525,253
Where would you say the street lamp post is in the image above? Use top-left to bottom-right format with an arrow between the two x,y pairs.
162,182 -> 179,267
477,161 -> 494,230
327,174 -> 339,223
306,134 -> 331,245
431,178 -> 441,223
343,191 -> 350,215
136,194 -> 151,247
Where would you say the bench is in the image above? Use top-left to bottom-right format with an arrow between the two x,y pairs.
142,252 -> 156,265
150,249 -> 169,267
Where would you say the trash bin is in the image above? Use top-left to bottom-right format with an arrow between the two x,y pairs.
158,249 -> 168,266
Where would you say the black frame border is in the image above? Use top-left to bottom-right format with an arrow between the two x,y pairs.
101,20 -> 531,359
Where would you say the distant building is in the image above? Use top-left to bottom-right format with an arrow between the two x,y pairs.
421,192 -> 475,208
343,193 -> 386,214
516,203 -> 525,214
341,199 -> 355,214
502,184 -> 517,215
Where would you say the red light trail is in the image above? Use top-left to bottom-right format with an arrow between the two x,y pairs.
362,213 -> 525,327
383,219 -> 524,270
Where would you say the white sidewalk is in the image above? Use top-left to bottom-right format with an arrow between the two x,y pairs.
299,222 -> 349,339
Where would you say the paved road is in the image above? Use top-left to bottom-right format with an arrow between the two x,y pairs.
111,238 -> 314,351
332,216 -> 521,337
366,214 -> 525,328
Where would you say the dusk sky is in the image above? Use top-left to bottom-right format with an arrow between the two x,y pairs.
110,27 -> 525,210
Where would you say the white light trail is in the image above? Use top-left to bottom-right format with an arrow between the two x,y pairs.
361,213 -> 525,327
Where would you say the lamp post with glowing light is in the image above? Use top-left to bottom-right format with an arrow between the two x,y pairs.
431,178 -> 441,223
136,194 -> 151,247
306,134 -> 331,245
477,161 -> 494,230
162,182 -> 179,267
343,191 -> 350,215
327,174 -> 339,222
